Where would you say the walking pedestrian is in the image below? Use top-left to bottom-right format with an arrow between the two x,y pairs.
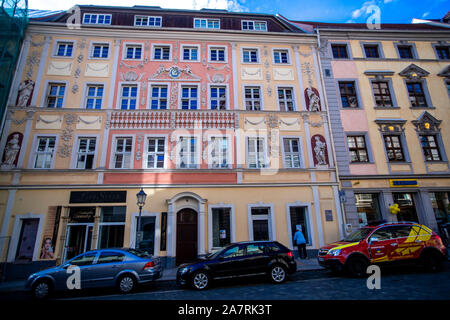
294,226 -> 307,259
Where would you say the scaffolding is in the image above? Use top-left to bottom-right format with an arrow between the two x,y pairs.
0,0 -> 28,125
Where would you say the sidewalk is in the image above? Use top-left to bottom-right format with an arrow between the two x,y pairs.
0,258 -> 323,293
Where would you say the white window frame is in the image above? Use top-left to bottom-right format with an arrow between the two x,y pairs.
179,84 -> 199,110
82,83 -> 105,109
71,134 -> 99,169
88,41 -> 111,59
29,134 -> 58,169
175,135 -> 201,169
246,135 -> 268,169
143,134 -> 168,169
286,201 -> 315,250
134,15 -> 162,27
148,83 -> 169,110
243,85 -> 263,111
42,81 -> 68,109
117,82 -> 140,110
123,42 -> 144,61
180,44 -> 201,62
241,47 -> 260,64
194,18 -> 220,29
247,203 -> 276,241
82,13 -> 112,25
52,40 -> 76,58
208,84 -> 229,110
208,203 -> 236,250
110,135 -> 135,169
208,45 -> 227,63
276,86 -> 296,112
241,20 -> 267,31
272,48 -> 291,65
151,44 -> 172,62
281,136 -> 305,169
206,134 -> 233,169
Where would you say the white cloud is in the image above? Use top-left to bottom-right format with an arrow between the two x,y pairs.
422,11 -> 430,18
29,0 -> 247,12
349,0 -> 375,22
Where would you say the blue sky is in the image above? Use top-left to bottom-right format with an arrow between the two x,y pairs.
30,0 -> 450,23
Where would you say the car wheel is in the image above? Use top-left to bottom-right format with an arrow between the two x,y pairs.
422,252 -> 443,273
346,257 -> 368,278
32,279 -> 52,299
269,265 -> 287,284
191,271 -> 210,290
117,274 -> 136,294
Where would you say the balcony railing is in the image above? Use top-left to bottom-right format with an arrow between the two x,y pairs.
109,110 -> 239,130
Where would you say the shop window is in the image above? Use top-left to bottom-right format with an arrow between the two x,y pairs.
393,193 -> 419,222
137,216 -> 156,254
212,207 -> 231,248
355,193 -> 382,226
98,207 -> 126,249
431,192 -> 450,225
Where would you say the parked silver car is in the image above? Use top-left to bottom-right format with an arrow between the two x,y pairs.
25,248 -> 163,299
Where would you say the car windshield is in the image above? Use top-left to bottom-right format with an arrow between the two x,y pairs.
342,227 -> 373,242
127,248 -> 152,258
205,244 -> 234,259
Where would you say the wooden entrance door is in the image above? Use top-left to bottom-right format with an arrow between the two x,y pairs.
176,209 -> 198,265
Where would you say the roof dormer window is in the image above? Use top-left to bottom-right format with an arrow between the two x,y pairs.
83,13 -> 111,25
194,18 -> 220,29
242,20 -> 267,31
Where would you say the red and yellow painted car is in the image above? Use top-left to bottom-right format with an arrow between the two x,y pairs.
318,222 -> 448,277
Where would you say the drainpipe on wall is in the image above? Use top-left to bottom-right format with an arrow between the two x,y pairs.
314,27 -> 349,236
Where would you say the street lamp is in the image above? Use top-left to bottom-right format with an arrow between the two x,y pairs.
135,188 -> 147,249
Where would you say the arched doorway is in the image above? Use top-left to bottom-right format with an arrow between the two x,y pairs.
176,208 -> 198,265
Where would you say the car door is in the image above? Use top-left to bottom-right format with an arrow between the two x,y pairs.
390,225 -> 428,261
241,243 -> 270,275
212,244 -> 246,278
89,251 -> 126,287
67,252 -> 98,289
368,227 -> 398,263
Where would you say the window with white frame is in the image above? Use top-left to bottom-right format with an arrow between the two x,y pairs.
273,49 -> 289,64
181,86 -> 198,109
134,15 -> 162,27
244,86 -> 261,111
153,46 -> 170,60
125,44 -> 142,59
76,137 -> 96,169
247,137 -> 266,169
278,87 -> 295,111
114,137 -> 133,169
210,86 -> 226,110
150,85 -> 168,109
55,41 -> 74,57
209,137 -> 229,168
85,85 -> 104,109
91,43 -> 109,58
241,20 -> 267,31
251,207 -> 271,241
120,84 -> 138,110
242,48 -> 258,63
283,138 -> 302,168
146,137 -> 165,169
209,47 -> 226,62
212,207 -> 231,247
194,18 -> 220,29
46,83 -> 66,108
178,136 -> 198,169
182,46 -> 198,61
83,13 -> 111,25
34,137 -> 56,169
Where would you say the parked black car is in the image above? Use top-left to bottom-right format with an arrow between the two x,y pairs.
176,241 -> 297,290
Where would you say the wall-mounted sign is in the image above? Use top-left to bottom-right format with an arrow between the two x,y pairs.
389,179 -> 418,188
69,191 -> 127,204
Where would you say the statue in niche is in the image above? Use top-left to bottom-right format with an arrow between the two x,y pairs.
312,135 -> 328,166
1,133 -> 23,168
305,87 -> 321,112
16,80 -> 35,107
